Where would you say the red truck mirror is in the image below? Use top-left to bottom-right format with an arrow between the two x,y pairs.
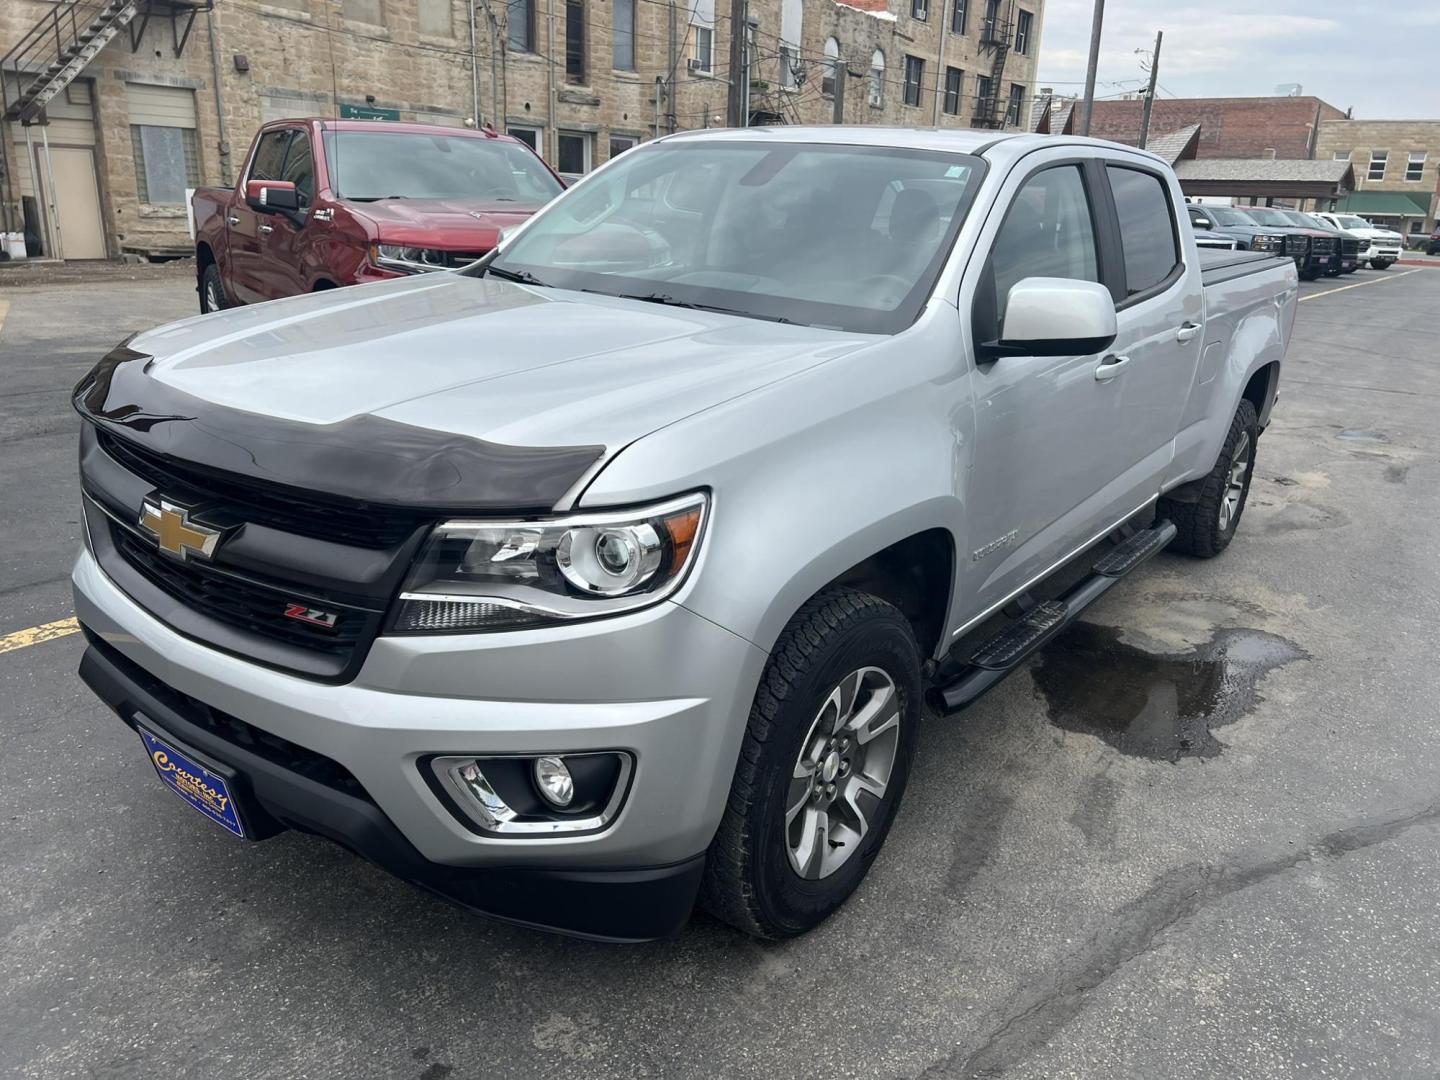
245,179 -> 299,213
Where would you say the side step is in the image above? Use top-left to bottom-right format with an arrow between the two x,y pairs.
930,519 -> 1177,712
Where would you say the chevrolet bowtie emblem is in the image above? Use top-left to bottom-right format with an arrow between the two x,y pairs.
138,498 -> 221,561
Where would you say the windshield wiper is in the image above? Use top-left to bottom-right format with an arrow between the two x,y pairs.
485,265 -> 550,287
610,291 -> 792,324
349,194 -> 410,202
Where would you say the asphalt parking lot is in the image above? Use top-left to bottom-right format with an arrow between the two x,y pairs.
2,262 -> 1439,1079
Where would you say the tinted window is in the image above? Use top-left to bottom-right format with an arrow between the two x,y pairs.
249,130 -> 291,182
1209,207 -> 1254,227
1107,166 -> 1179,295
281,130 -> 315,208
991,165 -> 1099,316
323,131 -> 563,204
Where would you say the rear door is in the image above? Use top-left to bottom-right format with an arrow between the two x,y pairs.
228,128 -> 292,303
1096,160 -> 1202,498
960,155 -> 1134,621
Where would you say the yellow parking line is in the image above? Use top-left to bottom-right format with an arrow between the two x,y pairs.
0,617 -> 80,656
1299,268 -> 1423,303
0,298 -> 9,336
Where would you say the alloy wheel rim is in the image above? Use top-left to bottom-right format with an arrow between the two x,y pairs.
204,279 -> 219,311
785,666 -> 901,880
1219,430 -> 1251,532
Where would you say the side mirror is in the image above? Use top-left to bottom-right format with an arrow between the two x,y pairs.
245,179 -> 299,213
1193,215 -> 1213,229
996,277 -> 1117,357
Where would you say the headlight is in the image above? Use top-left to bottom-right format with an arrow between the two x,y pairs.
1251,234 -> 1281,252
392,492 -> 708,632
371,243 -> 452,272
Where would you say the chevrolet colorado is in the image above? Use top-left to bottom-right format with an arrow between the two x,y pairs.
73,129 -> 1296,941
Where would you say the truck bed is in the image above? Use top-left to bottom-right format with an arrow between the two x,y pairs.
1198,247 -> 1289,288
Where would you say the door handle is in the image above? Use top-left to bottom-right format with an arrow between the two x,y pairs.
258,224 -> 274,235
1094,354 -> 1131,382
1175,321 -> 1201,343
226,215 -> 239,227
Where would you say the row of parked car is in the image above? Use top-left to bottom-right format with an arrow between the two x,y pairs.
1187,203 -> 1406,279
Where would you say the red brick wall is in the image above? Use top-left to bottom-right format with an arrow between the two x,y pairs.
1086,97 -> 1346,159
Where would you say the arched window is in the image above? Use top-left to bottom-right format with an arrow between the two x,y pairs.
822,37 -> 840,97
869,49 -> 885,107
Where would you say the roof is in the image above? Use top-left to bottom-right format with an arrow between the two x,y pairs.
1029,94 -> 1076,135
1143,124 -> 1201,165
832,0 -> 896,15
1333,191 -> 1432,215
1174,158 -> 1353,183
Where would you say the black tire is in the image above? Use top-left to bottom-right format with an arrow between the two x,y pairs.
200,262 -> 228,314
1160,399 -> 1259,558
700,588 -> 921,939
1299,268 -> 1320,281
1371,259 -> 1392,270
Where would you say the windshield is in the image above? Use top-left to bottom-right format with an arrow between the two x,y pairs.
1244,207 -> 1295,228
1208,207 -> 1256,227
481,141 -> 985,334
323,131 -> 563,205
1336,215 -> 1369,229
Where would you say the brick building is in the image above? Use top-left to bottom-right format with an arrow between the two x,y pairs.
1315,118 -> 1440,239
2,0 -> 1045,261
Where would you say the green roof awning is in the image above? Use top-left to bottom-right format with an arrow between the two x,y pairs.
1333,191 -> 1431,216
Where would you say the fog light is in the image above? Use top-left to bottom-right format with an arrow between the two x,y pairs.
533,756 -> 574,807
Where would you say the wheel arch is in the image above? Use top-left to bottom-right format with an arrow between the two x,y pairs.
1243,359 -> 1281,429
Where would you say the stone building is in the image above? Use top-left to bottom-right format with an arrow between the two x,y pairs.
1314,118 -> 1440,239
1,0 -> 1045,262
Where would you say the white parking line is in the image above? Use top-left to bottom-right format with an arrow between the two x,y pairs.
0,298 -> 9,337
1299,268 -> 1423,303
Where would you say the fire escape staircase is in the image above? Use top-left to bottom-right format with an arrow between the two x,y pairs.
973,7 -> 1013,130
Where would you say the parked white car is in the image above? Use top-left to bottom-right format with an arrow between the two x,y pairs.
1311,212 -> 1404,269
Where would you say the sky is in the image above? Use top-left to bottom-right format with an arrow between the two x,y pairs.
1035,1 -> 1440,120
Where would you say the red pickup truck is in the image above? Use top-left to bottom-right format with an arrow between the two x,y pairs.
191,118 -> 564,312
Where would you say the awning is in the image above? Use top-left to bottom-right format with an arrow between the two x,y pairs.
1333,191 -> 1431,216
1174,158 -> 1355,201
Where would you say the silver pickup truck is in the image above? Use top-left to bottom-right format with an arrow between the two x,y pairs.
72,129 -> 1297,941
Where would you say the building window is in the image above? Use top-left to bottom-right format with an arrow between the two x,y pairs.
822,37 -> 840,97
609,134 -> 638,159
1410,219 -> 1425,234
1006,83 -> 1024,127
557,131 -> 592,174
1406,152 -> 1426,181
903,55 -> 924,108
507,125 -> 541,150
565,0 -> 586,82
418,0 -> 453,35
779,0 -> 802,89
1332,150 -> 1349,160
1368,150 -> 1387,181
942,66 -> 962,115
868,49 -> 885,107
981,0 -> 999,39
612,0 -> 634,69
1014,9 -> 1032,53
342,0 -> 384,23
508,0 -> 533,51
690,0 -> 714,72
975,73 -> 992,117
912,0 -> 928,21
127,83 -> 201,205
950,0 -> 966,33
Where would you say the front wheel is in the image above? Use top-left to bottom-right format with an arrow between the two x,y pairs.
1371,259 -> 1393,270
1160,399 -> 1258,558
700,589 -> 921,939
200,263 -> 228,314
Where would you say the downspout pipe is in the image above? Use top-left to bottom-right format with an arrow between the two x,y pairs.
206,7 -> 231,185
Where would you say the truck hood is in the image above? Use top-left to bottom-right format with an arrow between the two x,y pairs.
123,272 -> 870,471
347,199 -> 541,249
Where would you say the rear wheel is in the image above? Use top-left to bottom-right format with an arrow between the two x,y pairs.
1160,399 -> 1258,558
700,589 -> 921,939
200,263 -> 228,314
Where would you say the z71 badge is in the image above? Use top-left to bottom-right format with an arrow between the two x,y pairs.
283,603 -> 339,629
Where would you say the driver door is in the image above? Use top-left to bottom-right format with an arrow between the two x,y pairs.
960,158 -> 1133,621
229,129 -> 293,303
255,128 -> 316,300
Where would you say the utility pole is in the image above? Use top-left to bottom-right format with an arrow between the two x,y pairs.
1137,29 -> 1162,149
725,0 -> 747,126
832,55 -> 846,123
1078,0 -> 1104,136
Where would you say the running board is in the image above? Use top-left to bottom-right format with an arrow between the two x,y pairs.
930,520 -> 1177,712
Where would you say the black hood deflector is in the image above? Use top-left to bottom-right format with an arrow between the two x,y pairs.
74,342 -> 605,511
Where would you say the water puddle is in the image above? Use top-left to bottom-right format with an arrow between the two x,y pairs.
1032,624 -> 1307,761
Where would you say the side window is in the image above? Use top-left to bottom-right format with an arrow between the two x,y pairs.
1106,165 -> 1180,296
248,130 -> 291,183
990,164 -> 1099,318
281,130 -> 315,208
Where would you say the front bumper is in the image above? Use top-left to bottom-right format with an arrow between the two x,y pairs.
73,548 -> 768,938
